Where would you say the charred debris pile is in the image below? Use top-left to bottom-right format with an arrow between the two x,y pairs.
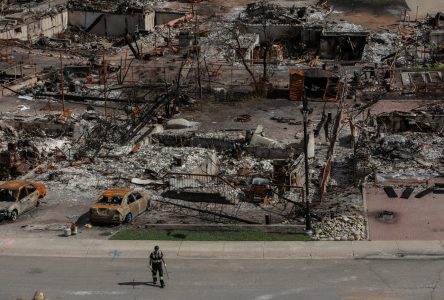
0,0 -> 443,239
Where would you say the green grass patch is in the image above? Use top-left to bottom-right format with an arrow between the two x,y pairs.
110,228 -> 310,241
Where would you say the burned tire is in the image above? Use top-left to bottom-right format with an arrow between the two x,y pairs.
125,213 -> 132,223
10,210 -> 18,222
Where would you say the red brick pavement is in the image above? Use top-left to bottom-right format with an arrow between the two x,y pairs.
365,184 -> 444,240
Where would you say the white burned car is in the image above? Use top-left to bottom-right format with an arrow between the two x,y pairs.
0,180 -> 46,222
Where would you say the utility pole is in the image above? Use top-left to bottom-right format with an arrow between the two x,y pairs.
301,90 -> 313,237
194,12 -> 202,99
59,51 -> 65,112
102,56 -> 108,120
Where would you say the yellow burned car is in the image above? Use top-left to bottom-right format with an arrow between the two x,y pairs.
89,188 -> 151,224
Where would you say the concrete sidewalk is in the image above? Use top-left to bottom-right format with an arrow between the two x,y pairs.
1,238 -> 444,259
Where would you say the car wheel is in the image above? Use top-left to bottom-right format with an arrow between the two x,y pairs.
125,213 -> 132,223
10,210 -> 18,222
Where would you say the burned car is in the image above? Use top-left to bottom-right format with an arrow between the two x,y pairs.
89,188 -> 152,224
0,180 -> 47,222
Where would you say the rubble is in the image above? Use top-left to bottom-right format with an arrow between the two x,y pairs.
67,0 -> 149,14
241,3 -> 327,26
362,33 -> 398,62
313,214 -> 366,241
312,193 -> 366,241
0,0 -> 443,242
166,118 -> 199,129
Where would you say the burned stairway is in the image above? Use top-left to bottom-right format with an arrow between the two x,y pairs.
121,93 -> 177,144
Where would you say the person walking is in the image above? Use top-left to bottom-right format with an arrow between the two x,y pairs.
149,245 -> 166,288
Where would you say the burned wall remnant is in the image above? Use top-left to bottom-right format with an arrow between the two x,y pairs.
319,31 -> 369,61
272,155 -> 305,188
68,0 -> 155,37
289,68 -> 341,101
68,9 -> 155,36
430,30 -> 444,46
400,70 -> 444,95
230,33 -> 260,61
155,11 -> 186,26
0,10 -> 68,41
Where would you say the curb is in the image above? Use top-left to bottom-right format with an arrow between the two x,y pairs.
1,238 -> 444,260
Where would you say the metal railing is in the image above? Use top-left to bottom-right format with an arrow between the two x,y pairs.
164,172 -> 241,204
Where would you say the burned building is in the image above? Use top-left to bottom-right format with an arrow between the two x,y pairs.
68,0 -> 155,37
155,10 -> 187,26
0,7 -> 68,41
239,4 -> 368,61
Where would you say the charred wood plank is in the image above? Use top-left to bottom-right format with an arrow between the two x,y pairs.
400,187 -> 414,199
415,187 -> 434,198
383,186 -> 398,198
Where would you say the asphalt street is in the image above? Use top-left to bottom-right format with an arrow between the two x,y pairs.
2,256 -> 444,300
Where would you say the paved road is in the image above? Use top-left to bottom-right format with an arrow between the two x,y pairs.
2,256 -> 444,300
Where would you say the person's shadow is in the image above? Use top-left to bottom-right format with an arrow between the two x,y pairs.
118,281 -> 160,288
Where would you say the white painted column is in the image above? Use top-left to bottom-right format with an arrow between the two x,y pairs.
307,119 -> 315,159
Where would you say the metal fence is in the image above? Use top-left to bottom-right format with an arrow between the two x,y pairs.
164,172 -> 241,204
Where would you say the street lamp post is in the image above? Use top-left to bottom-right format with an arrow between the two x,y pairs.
301,92 -> 313,237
